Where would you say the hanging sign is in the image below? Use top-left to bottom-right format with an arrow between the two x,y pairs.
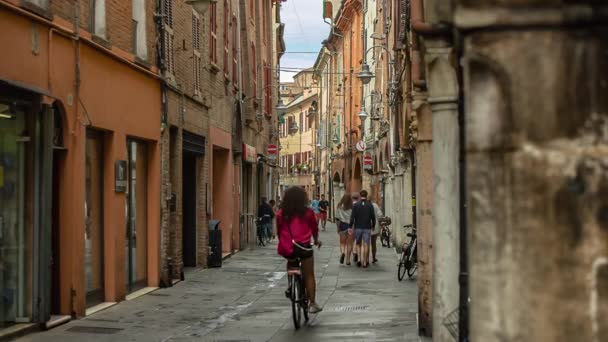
266,144 -> 278,160
355,140 -> 367,152
243,143 -> 257,163
363,154 -> 373,171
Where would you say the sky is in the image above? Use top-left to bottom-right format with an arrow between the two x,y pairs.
279,0 -> 330,82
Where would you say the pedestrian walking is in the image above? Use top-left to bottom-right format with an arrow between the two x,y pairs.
351,193 -> 360,264
335,194 -> 354,265
311,196 -> 321,225
276,186 -> 323,314
350,190 -> 376,268
370,197 -> 383,264
257,197 -> 275,242
318,194 -> 329,231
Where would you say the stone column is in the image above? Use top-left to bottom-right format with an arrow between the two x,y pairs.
414,92 -> 434,336
457,2 -> 608,341
426,43 -> 460,341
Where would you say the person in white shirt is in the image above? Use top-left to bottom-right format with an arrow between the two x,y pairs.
370,197 -> 383,264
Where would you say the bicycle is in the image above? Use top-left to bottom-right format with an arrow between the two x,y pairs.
287,257 -> 310,330
378,216 -> 392,248
398,224 -> 417,281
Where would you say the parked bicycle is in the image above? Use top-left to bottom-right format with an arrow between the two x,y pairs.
378,216 -> 392,248
286,256 -> 310,330
398,224 -> 417,281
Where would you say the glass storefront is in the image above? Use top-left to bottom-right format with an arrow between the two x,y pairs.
0,102 -> 33,327
125,140 -> 148,293
85,131 -> 104,306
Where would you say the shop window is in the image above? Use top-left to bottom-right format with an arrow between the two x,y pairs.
0,103 -> 34,325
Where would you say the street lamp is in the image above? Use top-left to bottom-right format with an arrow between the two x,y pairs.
357,63 -> 374,85
276,98 -> 287,116
332,135 -> 339,144
358,108 -> 368,120
186,0 -> 217,14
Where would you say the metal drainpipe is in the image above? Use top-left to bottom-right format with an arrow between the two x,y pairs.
410,148 -> 416,229
455,29 -> 469,342
157,0 -> 171,288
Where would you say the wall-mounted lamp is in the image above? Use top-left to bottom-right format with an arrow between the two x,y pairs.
186,0 -> 217,14
357,63 -> 374,85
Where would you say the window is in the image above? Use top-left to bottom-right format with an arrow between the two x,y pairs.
210,3 -> 218,64
26,0 -> 48,9
251,43 -> 257,98
163,0 -> 175,77
223,0 -> 230,76
132,0 -> 147,59
263,62 -> 270,114
262,0 -> 266,45
232,16 -> 238,86
91,0 -> 106,38
192,11 -> 202,94
249,0 -> 255,21
299,112 -> 303,133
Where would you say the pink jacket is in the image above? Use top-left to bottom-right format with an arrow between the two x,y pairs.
276,208 -> 318,257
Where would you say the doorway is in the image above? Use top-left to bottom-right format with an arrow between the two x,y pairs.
182,152 -> 197,267
125,140 -> 148,293
85,130 -> 104,306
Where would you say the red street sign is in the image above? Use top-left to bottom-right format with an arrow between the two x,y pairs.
363,154 -> 373,171
267,144 -> 278,155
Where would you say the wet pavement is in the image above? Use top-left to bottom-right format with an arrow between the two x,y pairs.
16,223 -> 420,342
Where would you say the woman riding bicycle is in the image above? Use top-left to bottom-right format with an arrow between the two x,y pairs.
276,186 -> 323,314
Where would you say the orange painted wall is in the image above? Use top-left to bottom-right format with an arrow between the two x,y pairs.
210,126 -> 234,254
0,7 -> 161,317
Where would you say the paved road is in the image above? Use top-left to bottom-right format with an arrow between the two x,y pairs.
17,224 -> 420,342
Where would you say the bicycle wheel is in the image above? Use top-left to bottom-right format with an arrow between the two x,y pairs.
301,281 -> 309,323
398,249 -> 408,281
291,276 -> 302,330
407,245 -> 418,278
407,262 -> 418,278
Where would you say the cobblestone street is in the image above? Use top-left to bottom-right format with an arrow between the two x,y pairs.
15,224 -> 419,342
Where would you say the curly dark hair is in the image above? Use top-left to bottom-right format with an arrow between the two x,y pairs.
281,186 -> 309,220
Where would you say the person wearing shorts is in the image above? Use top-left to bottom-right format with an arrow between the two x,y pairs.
349,190 -> 376,268
318,195 -> 329,231
335,194 -> 353,265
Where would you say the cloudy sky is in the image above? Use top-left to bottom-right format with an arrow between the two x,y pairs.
280,1 -> 330,82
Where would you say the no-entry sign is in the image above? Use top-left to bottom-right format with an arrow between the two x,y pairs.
267,144 -> 278,160
363,154 -> 373,171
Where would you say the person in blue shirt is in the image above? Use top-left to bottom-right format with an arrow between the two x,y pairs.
311,196 -> 321,225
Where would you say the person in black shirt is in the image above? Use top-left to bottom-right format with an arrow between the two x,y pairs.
257,197 -> 275,241
318,194 -> 330,231
349,190 -> 376,268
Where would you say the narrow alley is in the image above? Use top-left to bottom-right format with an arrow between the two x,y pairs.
15,225 -> 419,342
